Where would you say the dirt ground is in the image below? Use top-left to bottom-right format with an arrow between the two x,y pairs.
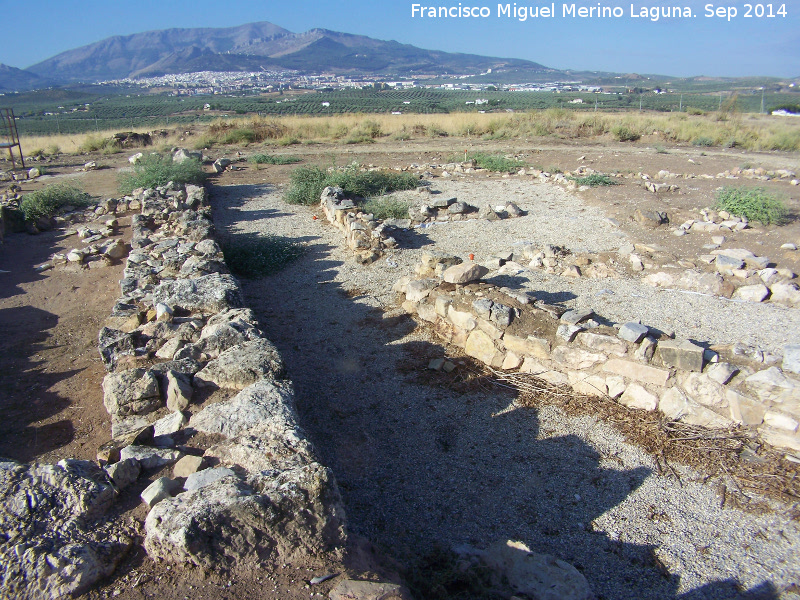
1,135 -> 798,599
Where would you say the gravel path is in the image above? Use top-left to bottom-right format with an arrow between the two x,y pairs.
211,181 -> 800,600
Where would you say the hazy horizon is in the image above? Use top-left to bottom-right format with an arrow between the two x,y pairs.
2,0 -> 799,79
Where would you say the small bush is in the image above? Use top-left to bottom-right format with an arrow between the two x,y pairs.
20,183 -> 91,221
470,152 -> 525,172
715,186 -> 788,225
361,197 -> 410,220
687,107 -> 705,116
345,133 -> 375,144
655,144 -> 668,154
118,153 -> 206,194
569,174 -> 618,187
219,128 -> 257,145
284,164 -> 418,206
612,125 -> 641,142
248,154 -> 302,165
692,136 -> 714,147
222,236 -> 305,278
277,136 -> 301,146
79,135 -> 113,153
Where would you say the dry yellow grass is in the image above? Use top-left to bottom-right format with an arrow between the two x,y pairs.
17,109 -> 800,156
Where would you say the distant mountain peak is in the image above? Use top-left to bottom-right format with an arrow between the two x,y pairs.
23,20 -> 550,85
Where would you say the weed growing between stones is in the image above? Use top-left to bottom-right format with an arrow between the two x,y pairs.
715,186 -> 788,225
568,174 -> 619,187
222,235 -> 305,278
118,153 -> 206,194
247,153 -> 302,166
468,152 -> 525,173
19,182 -> 91,221
284,164 -> 419,206
361,197 -> 410,220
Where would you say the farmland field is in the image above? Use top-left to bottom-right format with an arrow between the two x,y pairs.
5,86 -> 799,136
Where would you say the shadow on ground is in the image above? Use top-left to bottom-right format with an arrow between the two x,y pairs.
213,183 -> 784,600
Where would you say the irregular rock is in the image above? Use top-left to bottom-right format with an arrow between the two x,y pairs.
560,308 -> 593,325
144,464 -> 346,568
618,322 -> 648,344
680,372 -> 727,408
784,345 -> 800,375
152,273 -> 243,314
194,339 -> 285,390
556,324 -> 583,342
569,373 -> 608,397
727,390 -> 767,426
442,263 -> 489,284
483,540 -> 593,600
174,455 -> 205,478
153,411 -> 188,437
184,467 -> 237,491
745,368 -> 800,404
603,359 -> 670,386
141,477 -> 178,508
707,362 -> 738,385
190,380 -> 297,438
0,459 -> 132,600
98,327 -> 136,372
119,446 -> 183,471
405,278 -> 438,302
634,209 -> 668,228
464,330 -> 504,367
619,384 -> 659,411
104,458 -> 141,490
503,334 -> 550,360
733,284 -> 770,303
329,580 -> 413,600
770,282 -> 800,307
576,332 -> 627,356
165,370 -> 193,412
551,347 -> 605,370
102,369 -> 161,417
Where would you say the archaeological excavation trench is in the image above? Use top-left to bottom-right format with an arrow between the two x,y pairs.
210,174 -> 800,600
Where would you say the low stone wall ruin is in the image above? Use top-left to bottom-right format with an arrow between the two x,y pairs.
395,252 -> 800,454
1,181 -> 347,599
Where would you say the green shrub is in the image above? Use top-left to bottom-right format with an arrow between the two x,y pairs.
470,152 -> 525,172
692,136 -> 714,147
20,183 -> 91,221
568,174 -> 618,187
222,235 -> 305,278
344,133 -> 375,144
248,154 -> 302,165
79,135 -> 113,153
655,144 -> 668,154
284,164 -> 418,206
361,197 -> 410,220
715,186 -> 788,225
612,125 -> 641,142
687,107 -> 705,116
277,136 -> 301,146
118,153 -> 206,194
219,128 -> 257,145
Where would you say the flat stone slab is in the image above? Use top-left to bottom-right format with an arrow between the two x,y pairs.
603,359 -> 671,387
657,340 -> 705,372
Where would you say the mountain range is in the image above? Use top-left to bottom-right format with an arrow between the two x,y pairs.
0,21 -> 555,91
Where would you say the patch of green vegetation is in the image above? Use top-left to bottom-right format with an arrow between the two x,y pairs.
222,235 -> 305,278
118,153 -> 206,194
79,135 -> 114,153
612,125 -> 641,142
247,154 -> 302,165
19,182 -> 91,221
654,144 -> 668,154
361,196 -> 410,220
692,136 -> 715,147
277,135 -> 301,146
284,164 -> 419,206
715,186 -> 788,225
469,152 -> 525,172
568,174 -> 619,187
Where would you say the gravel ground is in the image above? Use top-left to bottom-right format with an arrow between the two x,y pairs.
211,180 -> 800,600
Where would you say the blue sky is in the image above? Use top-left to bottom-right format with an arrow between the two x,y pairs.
1,0 -> 798,77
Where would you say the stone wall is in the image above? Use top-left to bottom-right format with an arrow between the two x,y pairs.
396,252 -> 800,454
96,183 -> 346,568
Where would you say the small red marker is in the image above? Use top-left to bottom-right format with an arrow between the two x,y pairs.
469,253 -> 475,261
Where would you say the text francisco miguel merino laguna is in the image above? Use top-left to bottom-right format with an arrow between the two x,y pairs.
411,3 -> 788,22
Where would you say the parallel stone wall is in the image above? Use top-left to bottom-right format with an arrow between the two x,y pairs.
396,253 -> 800,454
95,183 -> 346,568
